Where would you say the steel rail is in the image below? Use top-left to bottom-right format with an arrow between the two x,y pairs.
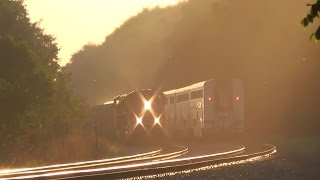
13,145 -> 243,180
59,145 -> 275,180
0,148 -> 162,176
109,144 -> 276,180
0,146 -> 188,180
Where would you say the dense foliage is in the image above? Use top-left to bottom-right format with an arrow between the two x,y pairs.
301,0 -> 320,41
0,0 -> 89,164
67,0 -> 320,136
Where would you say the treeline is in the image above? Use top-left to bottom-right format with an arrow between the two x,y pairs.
67,0 -> 320,136
0,0 -> 90,165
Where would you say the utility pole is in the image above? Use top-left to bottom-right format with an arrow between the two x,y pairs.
94,119 -> 98,159
92,79 -> 98,159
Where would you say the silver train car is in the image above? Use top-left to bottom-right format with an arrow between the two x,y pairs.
164,79 -> 244,137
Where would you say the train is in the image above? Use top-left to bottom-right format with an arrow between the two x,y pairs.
90,79 -> 244,140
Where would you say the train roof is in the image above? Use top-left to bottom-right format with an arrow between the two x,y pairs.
164,80 -> 207,95
163,78 -> 243,96
163,89 -> 176,95
114,89 -> 153,99
114,89 -> 164,104
103,101 -> 114,105
92,103 -> 114,110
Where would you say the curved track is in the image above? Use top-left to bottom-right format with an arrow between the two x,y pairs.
0,146 -> 187,180
0,144 -> 277,180
0,148 -> 162,176
119,144 -> 277,180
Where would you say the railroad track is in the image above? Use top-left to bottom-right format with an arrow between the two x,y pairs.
0,146 -> 187,180
0,144 -> 276,180
0,148 -> 162,176
118,144 -> 277,180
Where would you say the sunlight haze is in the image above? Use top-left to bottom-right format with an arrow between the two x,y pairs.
23,0 -> 181,66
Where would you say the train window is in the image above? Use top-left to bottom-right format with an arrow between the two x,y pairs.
191,90 -> 203,99
170,97 -> 175,104
177,93 -> 189,103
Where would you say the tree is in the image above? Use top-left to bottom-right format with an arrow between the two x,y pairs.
0,0 -> 89,164
0,36 -> 42,155
301,0 -> 320,42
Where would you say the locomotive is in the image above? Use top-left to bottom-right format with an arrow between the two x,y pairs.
113,89 -> 167,140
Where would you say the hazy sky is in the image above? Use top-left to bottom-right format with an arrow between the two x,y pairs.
23,0 -> 181,66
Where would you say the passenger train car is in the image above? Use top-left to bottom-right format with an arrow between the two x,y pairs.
164,79 -> 244,137
114,89 -> 167,140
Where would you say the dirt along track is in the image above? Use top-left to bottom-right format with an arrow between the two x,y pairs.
0,144 -> 277,180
